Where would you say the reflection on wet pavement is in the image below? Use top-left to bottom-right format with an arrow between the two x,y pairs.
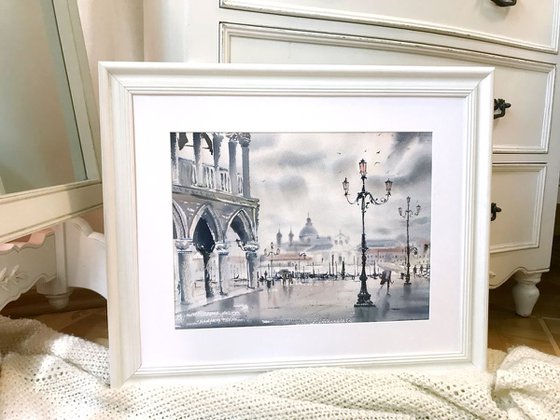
176,278 -> 429,329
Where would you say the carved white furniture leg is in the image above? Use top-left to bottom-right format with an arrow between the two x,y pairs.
0,217 -> 107,312
0,230 -> 57,310
512,272 -> 542,317
61,217 -> 107,298
36,223 -> 72,308
37,217 -> 107,303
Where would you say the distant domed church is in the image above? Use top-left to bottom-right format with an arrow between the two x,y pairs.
299,215 -> 319,244
274,214 -> 332,252
265,214 -> 354,278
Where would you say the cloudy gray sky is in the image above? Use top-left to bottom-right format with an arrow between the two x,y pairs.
247,132 -> 432,248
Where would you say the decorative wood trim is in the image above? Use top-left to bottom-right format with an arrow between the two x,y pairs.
220,23 -> 554,154
220,0 -> 560,53
0,230 -> 57,310
488,267 -> 549,288
1,217 -> 107,315
490,163 -> 547,254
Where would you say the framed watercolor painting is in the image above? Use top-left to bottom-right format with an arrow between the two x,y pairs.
99,63 -> 493,387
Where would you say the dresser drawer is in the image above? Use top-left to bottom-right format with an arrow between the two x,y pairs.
489,163 -> 546,254
221,0 -> 560,52
222,24 -> 555,153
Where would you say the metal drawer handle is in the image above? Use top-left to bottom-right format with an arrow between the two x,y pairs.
494,98 -> 511,119
491,0 -> 517,6
491,202 -> 502,221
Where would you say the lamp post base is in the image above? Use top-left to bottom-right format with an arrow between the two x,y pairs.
355,269 -> 374,306
355,290 -> 374,307
354,301 -> 375,307
404,274 -> 411,286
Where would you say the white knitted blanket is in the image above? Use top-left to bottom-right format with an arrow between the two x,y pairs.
1,316 -> 559,419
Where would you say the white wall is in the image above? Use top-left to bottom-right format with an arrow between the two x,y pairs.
77,0 -> 144,105
76,0 -> 144,233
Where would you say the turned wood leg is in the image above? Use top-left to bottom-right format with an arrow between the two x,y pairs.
512,272 -> 541,317
41,291 -> 72,309
36,223 -> 70,310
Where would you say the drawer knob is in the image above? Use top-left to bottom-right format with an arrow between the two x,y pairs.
491,0 -> 517,6
491,202 -> 502,221
494,98 -> 511,119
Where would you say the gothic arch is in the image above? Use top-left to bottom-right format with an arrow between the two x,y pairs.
227,208 -> 256,243
172,200 -> 188,239
189,203 -> 222,243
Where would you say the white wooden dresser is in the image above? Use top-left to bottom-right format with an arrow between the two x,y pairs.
143,0 -> 560,316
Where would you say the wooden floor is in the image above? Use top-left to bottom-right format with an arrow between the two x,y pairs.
487,236 -> 560,356
2,237 -> 560,355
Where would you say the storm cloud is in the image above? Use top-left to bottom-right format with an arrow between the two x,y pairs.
277,150 -> 328,168
248,132 -> 432,244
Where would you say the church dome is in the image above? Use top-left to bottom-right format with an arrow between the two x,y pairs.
299,216 -> 319,243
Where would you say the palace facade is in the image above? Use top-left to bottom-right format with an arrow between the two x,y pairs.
171,132 -> 260,305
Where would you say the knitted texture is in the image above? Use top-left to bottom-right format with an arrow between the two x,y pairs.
1,315 -> 559,419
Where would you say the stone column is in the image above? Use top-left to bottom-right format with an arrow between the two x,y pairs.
176,239 -> 195,305
193,133 -> 202,186
212,133 -> 223,191
238,134 -> 251,198
170,132 -> 179,185
242,241 -> 259,288
228,138 -> 238,194
216,243 -> 230,295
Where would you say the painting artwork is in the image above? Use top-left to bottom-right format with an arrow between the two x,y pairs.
172,132 -> 432,329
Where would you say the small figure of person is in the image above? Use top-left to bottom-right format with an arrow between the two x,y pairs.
413,265 -> 418,278
380,269 -> 392,294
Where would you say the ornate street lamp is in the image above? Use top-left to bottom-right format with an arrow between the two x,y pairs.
263,241 -> 280,279
398,196 -> 421,285
343,159 -> 392,307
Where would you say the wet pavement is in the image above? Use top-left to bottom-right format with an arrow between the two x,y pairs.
176,276 -> 430,329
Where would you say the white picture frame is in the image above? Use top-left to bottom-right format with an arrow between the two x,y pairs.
99,63 -> 493,387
